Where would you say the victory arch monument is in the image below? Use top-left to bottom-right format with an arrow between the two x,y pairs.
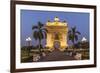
45,17 -> 68,51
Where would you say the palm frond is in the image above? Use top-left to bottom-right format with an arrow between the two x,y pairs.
75,35 -> 78,41
68,34 -> 74,40
32,26 -> 38,30
38,30 -> 44,40
38,22 -> 44,28
43,31 -> 47,39
72,27 -> 75,33
41,27 -> 48,33
76,31 -> 81,35
68,35 -> 72,40
33,31 -> 38,40
68,26 -> 81,46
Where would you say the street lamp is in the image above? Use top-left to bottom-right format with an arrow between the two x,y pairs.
25,37 -> 32,56
26,37 -> 32,46
81,37 -> 88,49
81,37 -> 87,42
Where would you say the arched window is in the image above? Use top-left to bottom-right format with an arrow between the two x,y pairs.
54,33 -> 59,40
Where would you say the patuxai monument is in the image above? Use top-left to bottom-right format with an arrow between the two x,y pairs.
46,17 -> 68,51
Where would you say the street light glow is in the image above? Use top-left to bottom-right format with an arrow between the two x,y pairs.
26,37 -> 32,41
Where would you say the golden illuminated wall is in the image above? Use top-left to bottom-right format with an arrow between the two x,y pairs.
46,17 -> 68,51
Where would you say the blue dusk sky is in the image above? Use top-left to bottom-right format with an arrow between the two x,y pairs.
21,10 -> 89,47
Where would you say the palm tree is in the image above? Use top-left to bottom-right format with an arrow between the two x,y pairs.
32,22 -> 47,55
68,26 -> 81,48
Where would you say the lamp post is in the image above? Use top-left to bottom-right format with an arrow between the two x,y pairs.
81,37 -> 87,42
26,37 -> 32,46
26,37 -> 32,56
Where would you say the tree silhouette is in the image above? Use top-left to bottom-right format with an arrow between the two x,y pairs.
68,26 -> 81,48
32,22 -> 47,54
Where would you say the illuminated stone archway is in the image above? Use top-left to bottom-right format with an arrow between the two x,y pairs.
45,17 -> 68,51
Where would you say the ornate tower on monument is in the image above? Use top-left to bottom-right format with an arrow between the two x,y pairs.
46,17 -> 68,51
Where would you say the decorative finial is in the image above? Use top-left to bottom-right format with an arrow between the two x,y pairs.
54,16 -> 59,22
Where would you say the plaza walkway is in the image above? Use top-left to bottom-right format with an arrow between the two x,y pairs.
40,49 -> 76,62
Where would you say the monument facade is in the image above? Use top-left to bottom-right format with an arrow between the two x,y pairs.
46,17 -> 68,51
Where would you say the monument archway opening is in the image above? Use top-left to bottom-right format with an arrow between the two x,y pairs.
53,41 -> 61,50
